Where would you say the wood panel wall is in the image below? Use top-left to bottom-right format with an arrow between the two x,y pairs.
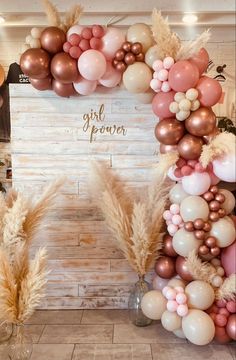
10,84 -> 157,309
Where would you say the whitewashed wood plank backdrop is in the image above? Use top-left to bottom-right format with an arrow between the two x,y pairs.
10,84 -> 157,309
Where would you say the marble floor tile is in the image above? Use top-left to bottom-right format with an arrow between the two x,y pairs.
151,343 -> 233,360
30,344 -> 74,360
114,322 -> 187,344
39,324 -> 113,344
81,310 -> 130,324
72,344 -> 152,360
28,310 -> 83,325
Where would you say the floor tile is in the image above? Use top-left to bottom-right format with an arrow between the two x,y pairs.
39,324 -> 113,344
228,344 -> 236,359
30,344 -> 74,360
114,322 -> 187,344
25,325 -> 45,343
28,310 -> 83,325
81,310 -> 130,324
151,343 -> 233,360
72,344 -> 152,360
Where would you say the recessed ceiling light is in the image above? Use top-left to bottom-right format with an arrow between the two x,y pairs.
182,14 -> 198,24
0,16 -> 5,24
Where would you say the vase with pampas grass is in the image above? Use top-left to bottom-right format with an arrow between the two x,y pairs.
91,154 -> 177,326
0,179 -> 64,359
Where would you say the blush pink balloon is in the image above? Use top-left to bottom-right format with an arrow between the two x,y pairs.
73,77 -> 97,96
213,153 -> 236,182
99,61 -> 121,88
208,171 -> 220,185
182,172 -> 211,196
78,50 -> 107,81
226,314 -> 236,340
221,241 -> 236,277
152,91 -> 176,119
101,27 -> 125,60
196,76 -> 222,107
168,60 -> 199,92
189,48 -> 209,75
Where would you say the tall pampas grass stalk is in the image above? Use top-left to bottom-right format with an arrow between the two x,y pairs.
186,250 -> 217,284
91,159 -> 172,276
176,29 -> 211,60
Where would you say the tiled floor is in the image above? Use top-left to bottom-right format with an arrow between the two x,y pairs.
0,310 -> 235,360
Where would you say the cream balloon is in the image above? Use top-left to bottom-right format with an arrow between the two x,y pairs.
210,217 -> 236,248
161,311 -> 182,332
31,27 -> 42,39
141,290 -> 167,320
173,328 -> 186,339
180,196 -> 209,221
185,281 -> 215,310
145,45 -> 160,67
219,189 -> 236,214
182,309 -> 215,345
123,62 -> 152,93
29,38 -> 41,49
127,23 -> 153,53
135,89 -> 155,104
173,228 -> 203,257
169,183 -> 189,204
168,277 -> 187,288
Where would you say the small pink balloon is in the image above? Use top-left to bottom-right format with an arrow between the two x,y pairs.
90,37 -> 102,50
219,308 -> 230,317
153,275 -> 169,290
177,304 -> 188,317
166,288 -> 177,300
216,299 -> 227,308
226,301 -> 236,314
79,39 -> 90,51
150,78 -> 162,91
101,27 -> 125,60
162,286 -> 171,297
63,41 -> 72,52
167,300 -> 178,312
67,25 -> 84,40
167,224 -> 178,235
152,91 -> 176,119
99,61 -> 121,88
168,60 -> 199,92
221,241 -> 236,277
69,46 -> 82,59
81,27 -> 93,40
176,293 -> 187,305
78,50 -> 106,81
161,81 -> 171,92
213,153 -> 236,183
170,204 -> 180,215
69,33 -> 81,46
153,59 -> 163,71
172,215 -> 182,226
157,69 -> 168,81
73,77 -> 97,96
215,314 -> 228,327
163,210 -> 172,220
181,165 -> 193,176
196,76 -> 222,107
163,57 -> 174,70
189,48 -> 209,75
92,25 -> 105,38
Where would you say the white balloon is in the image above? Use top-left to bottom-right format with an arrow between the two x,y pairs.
219,189 -> 236,214
173,328 -> 186,339
213,153 -> 236,183
210,217 -> 236,248
173,228 -> 203,257
182,172 -> 211,196
167,166 -> 181,182
141,290 -> 167,320
180,196 -> 209,221
182,309 -> 215,345
153,275 -> 169,290
185,281 -> 215,310
169,183 -> 188,204
29,38 -> 41,49
31,27 -> 42,39
25,35 -> 33,44
161,311 -> 182,332
145,45 -> 160,67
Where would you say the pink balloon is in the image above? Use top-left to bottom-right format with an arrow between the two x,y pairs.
208,171 -> 220,185
196,76 -> 222,107
213,153 -> 236,182
221,241 -> 236,277
101,27 -> 125,60
189,48 -> 209,75
182,172 -> 211,195
78,50 -> 107,81
73,77 -> 97,96
226,314 -> 236,340
67,25 -> 84,40
99,61 -> 121,88
152,91 -> 176,119
168,60 -> 199,92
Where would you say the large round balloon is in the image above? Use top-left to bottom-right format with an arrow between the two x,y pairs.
40,26 -> 66,54
73,77 -> 97,96
20,48 -> 50,79
175,256 -> 193,281
30,76 -> 52,90
155,256 -> 176,278
189,48 -> 209,75
182,172 -> 211,196
210,217 -> 236,248
178,134 -> 204,160
168,60 -> 199,92
226,314 -> 236,340
182,309 -> 215,345
161,311 -> 182,332
52,80 -> 76,97
152,91 -> 176,119
155,118 -> 185,145
221,241 -> 236,276
180,195 -> 209,221
101,27 -> 125,60
145,45 -> 160,67
153,275 -> 169,291
141,290 -> 167,320
127,23 -> 153,53
78,50 -> 107,81
185,107 -> 216,137
163,235 -> 178,257
123,62 -> 152,93
213,153 -> 236,183
173,228 -> 202,257
185,281 -> 215,310
196,76 -> 222,107
219,189 -> 236,214
99,61 -> 121,88
169,183 -> 188,204
51,53 -> 78,83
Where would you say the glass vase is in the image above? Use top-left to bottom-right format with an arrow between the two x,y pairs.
0,321 -> 12,343
128,275 -> 152,327
7,324 -> 33,360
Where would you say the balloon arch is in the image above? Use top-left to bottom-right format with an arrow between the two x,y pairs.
19,4 -> 236,346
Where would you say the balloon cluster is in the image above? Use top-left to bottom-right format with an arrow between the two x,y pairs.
162,285 -> 189,317
163,204 -> 184,236
202,185 -> 226,222
150,57 -> 174,93
112,41 -> 144,72
169,89 -> 200,121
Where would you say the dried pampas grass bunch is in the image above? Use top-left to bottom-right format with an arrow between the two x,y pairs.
176,29 -> 211,60
91,157 -> 173,276
0,178 -> 64,325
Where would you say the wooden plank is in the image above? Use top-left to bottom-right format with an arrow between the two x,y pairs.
47,271 -> 137,284
48,259 -> 110,272
79,234 -> 117,248
79,285 -> 132,297
45,283 -> 79,297
110,259 -> 133,272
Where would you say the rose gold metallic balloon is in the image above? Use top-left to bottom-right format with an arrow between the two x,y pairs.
194,230 -> 206,240
199,245 -> 210,255
160,144 -> 178,154
209,212 -> 220,222
163,235 -> 178,257
52,80 -> 76,97
184,221 -> 194,232
155,256 -> 176,279
112,59 -> 119,67
131,42 -> 143,54
122,41 -> 131,52
193,218 -> 205,230
124,52 -> 135,65
135,53 -> 145,62
209,200 -> 220,211
185,107 -> 216,137
215,193 -> 225,203
155,118 -> 185,145
178,134 -> 204,160
30,76 -> 52,90
205,236 -> 216,248
203,222 -> 211,232
51,53 -> 79,84
115,49 -> 125,61
116,61 -> 127,72
209,185 -> 218,194
203,127 -> 220,144
210,246 -> 221,257
226,314 -> 236,340
40,26 -> 66,54
175,256 -> 193,281
203,191 -> 214,202
218,208 -> 226,218
20,48 -> 50,79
